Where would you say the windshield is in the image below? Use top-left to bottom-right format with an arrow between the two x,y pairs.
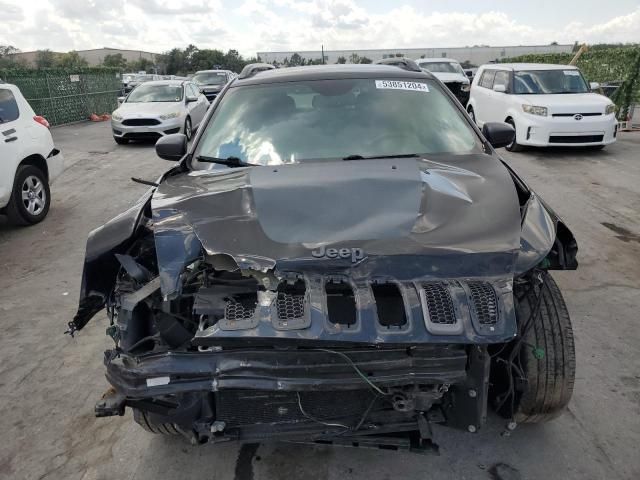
133,74 -> 154,82
419,62 -> 465,75
126,84 -> 183,103
193,72 -> 228,85
193,78 -> 480,167
514,69 -> 589,94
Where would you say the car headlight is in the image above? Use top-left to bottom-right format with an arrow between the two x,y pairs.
112,112 -> 123,121
605,104 -> 616,115
159,111 -> 181,120
522,105 -> 548,116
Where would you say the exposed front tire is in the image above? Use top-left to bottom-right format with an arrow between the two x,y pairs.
6,165 -> 51,225
505,119 -> 524,152
184,117 -> 192,141
133,409 -> 181,436
114,136 -> 129,145
467,106 -> 476,124
490,271 -> 576,423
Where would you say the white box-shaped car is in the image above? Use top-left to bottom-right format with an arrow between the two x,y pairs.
0,83 -> 64,225
467,63 -> 617,151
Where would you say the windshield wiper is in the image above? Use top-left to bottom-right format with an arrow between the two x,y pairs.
196,155 -> 258,167
343,153 -> 420,161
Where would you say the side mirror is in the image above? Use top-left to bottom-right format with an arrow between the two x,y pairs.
482,122 -> 515,149
186,96 -> 198,103
156,134 -> 187,161
589,81 -> 600,91
117,96 -> 125,104
493,84 -> 507,93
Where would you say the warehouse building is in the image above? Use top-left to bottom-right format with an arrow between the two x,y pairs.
258,44 -> 574,66
10,47 -> 158,67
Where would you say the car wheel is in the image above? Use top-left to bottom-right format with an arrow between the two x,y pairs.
490,271 -> 575,423
184,117 -> 192,141
133,409 -> 181,435
6,165 -> 51,226
467,107 -> 476,124
505,120 -> 524,152
114,136 -> 129,145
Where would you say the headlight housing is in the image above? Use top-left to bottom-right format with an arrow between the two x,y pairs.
605,104 -> 616,115
160,111 -> 181,120
111,112 -> 123,121
522,105 -> 548,116
461,84 -> 471,92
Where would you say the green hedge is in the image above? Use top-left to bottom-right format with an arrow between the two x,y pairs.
0,67 -> 122,126
502,46 -> 640,118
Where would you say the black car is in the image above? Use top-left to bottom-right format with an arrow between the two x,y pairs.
192,70 -> 234,102
70,62 -> 577,451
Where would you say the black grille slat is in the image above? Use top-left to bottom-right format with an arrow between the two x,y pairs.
549,134 -> 603,143
224,300 -> 256,321
468,282 -> 499,325
551,112 -> 602,117
276,293 -> 305,320
122,118 -> 161,126
423,284 -> 456,325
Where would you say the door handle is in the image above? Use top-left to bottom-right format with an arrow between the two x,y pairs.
4,136 -> 18,143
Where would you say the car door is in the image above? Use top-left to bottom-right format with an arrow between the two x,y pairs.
0,87 -> 23,208
187,84 -> 206,126
474,69 -> 496,126
486,70 -> 510,123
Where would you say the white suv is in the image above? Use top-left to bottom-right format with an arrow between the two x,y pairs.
0,84 -> 64,225
467,63 -> 617,151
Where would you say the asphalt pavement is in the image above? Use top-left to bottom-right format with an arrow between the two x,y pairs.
0,121 -> 639,480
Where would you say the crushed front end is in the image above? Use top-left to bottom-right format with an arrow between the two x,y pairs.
71,155 -> 575,448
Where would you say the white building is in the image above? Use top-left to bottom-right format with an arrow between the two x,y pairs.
258,44 -> 574,66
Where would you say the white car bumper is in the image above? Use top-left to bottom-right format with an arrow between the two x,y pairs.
111,117 -> 184,141
47,148 -> 65,184
516,113 -> 617,147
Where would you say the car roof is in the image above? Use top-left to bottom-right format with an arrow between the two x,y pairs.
195,70 -> 230,74
416,58 -> 460,63
233,64 -> 433,87
481,63 -> 579,71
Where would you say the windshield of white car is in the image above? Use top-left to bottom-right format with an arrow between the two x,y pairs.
514,69 -> 589,94
133,75 -> 155,82
419,62 -> 465,75
192,78 -> 481,168
193,72 -> 228,85
126,85 -> 183,103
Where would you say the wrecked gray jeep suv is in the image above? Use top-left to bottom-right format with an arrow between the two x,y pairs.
70,61 -> 577,451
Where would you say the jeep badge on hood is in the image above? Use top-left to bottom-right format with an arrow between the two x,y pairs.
311,246 -> 366,263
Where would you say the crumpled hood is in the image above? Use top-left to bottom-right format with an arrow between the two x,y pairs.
151,154 -> 522,296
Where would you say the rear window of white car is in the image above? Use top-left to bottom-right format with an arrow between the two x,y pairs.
0,89 -> 20,124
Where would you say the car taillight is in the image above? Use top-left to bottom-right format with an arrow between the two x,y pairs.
33,116 -> 50,129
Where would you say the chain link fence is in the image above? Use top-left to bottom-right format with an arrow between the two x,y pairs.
0,68 -> 121,126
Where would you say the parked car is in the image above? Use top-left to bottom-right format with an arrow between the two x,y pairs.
71,62 -> 578,450
121,72 -> 138,90
111,80 -> 208,144
124,73 -> 162,94
192,69 -> 235,102
467,63 -> 617,151
416,58 -> 470,104
0,84 -> 64,225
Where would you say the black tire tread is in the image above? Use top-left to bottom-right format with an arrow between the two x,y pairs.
133,409 -> 181,435
6,164 -> 50,226
514,272 -> 575,423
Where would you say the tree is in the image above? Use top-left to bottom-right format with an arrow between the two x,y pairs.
349,53 -> 360,64
289,53 -> 303,66
102,53 -> 127,69
129,58 -> 154,73
35,50 -> 56,69
359,56 -> 372,64
336,56 -> 346,64
0,45 -> 20,68
56,51 -> 89,69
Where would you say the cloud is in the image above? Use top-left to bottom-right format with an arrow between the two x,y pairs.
2,0 -> 639,57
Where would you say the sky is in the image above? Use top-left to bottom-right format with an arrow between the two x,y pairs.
1,0 -> 639,56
